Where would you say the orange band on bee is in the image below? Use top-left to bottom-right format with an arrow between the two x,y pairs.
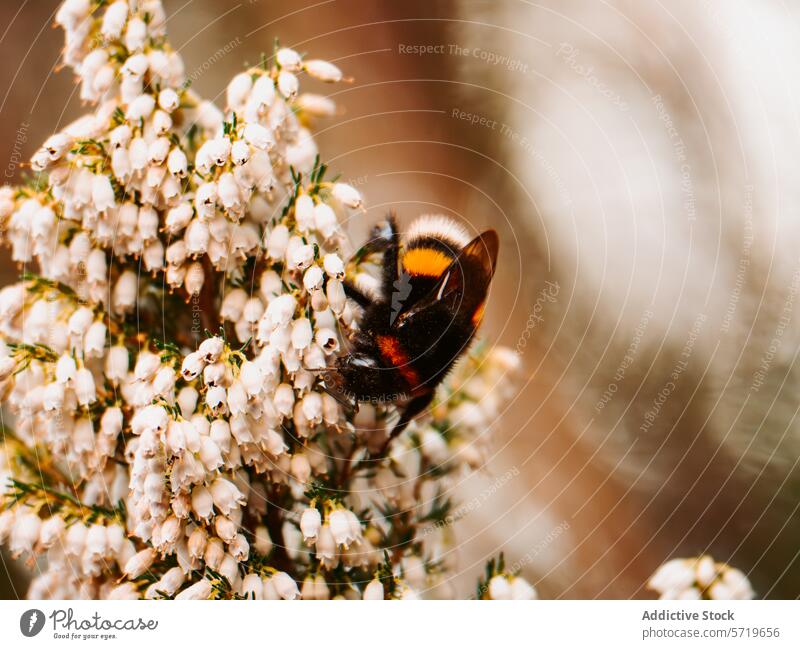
402,247 -> 453,278
472,300 -> 486,326
377,334 -> 420,388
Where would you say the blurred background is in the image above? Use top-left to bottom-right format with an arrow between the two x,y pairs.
3,0 -> 800,598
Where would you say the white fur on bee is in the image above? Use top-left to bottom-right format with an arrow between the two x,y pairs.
353,271 -> 383,301
405,214 -> 471,249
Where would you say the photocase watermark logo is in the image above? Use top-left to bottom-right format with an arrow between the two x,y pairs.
19,609 -> 45,637
390,270 -> 413,325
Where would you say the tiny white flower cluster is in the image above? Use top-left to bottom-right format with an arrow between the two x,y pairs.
486,574 -> 538,600
648,555 -> 755,600
0,0 -> 526,601
475,554 -> 537,601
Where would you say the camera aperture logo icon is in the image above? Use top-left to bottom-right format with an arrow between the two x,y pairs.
20,609 -> 45,637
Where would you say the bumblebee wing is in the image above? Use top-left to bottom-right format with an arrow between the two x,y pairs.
397,230 -> 498,325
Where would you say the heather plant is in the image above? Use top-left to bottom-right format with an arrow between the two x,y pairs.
0,0 -> 532,600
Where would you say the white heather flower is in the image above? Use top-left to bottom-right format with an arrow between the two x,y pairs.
290,453 -> 311,483
108,583 -> 140,600
272,571 -> 300,600
124,548 -> 156,579
274,383 -> 295,417
291,195 -> 313,232
74,367 -> 96,405
158,87 -> 180,112
266,224 -> 290,260
291,318 -> 313,351
156,567 -> 186,597
648,558 -> 696,596
276,47 -> 302,71
227,72 -> 253,109
302,265 -> 325,292
91,174 -> 115,212
712,568 -> 754,600
488,575 -> 512,600
10,511 -> 41,557
188,526 -> 208,560
220,288 -> 248,321
65,522 -> 87,556
199,336 -> 225,363
231,140 -> 250,166
300,507 -> 322,543
125,16 -> 147,52
165,202 -> 192,233
295,93 -> 337,117
148,137 -> 170,165
254,525 -> 273,556
126,94 -> 156,121
85,523 -> 108,557
206,386 -> 227,415
329,508 -> 353,547
185,219 -> 210,255
250,74 -> 276,110
191,486 -> 214,521
363,578 -> 384,600
240,573 -> 263,599
331,183 -> 363,209
55,353 -> 77,384
510,576 -> 537,599
134,350 -> 161,381
217,172 -> 242,212
323,253 -> 345,279
289,243 -> 314,271
203,362 -> 225,386
112,270 -> 138,314
185,262 -> 205,295
239,360 -> 263,397
128,137 -> 148,170
214,516 -> 237,543
176,579 -> 213,600
301,392 -> 323,426
105,345 -> 128,383
277,70 -> 299,99
227,381 -> 248,417
38,516 -> 66,549
210,478 -> 245,515
181,351 -> 205,380
326,279 -> 346,314
304,59 -> 343,82
313,202 -> 337,239
265,294 -> 297,330
122,54 -> 149,80
100,1 -> 128,40
243,123 -> 274,150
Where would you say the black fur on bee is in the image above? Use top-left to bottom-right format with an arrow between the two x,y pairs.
324,213 -> 499,453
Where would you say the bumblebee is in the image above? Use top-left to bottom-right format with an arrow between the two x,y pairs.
326,213 -> 499,446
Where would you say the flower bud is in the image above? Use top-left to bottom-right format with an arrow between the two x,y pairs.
124,548 -> 156,579
304,59 -> 343,82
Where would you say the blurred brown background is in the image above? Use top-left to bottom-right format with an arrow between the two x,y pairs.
3,0 -> 800,598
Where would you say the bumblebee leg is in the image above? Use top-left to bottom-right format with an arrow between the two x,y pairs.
342,280 -> 374,309
374,391 -> 434,458
379,213 -> 401,298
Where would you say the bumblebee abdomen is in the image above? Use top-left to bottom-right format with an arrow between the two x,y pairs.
401,215 -> 471,281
